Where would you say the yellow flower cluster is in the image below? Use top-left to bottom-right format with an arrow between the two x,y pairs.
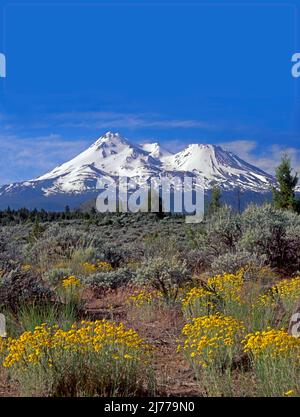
255,293 -> 274,307
182,270 -> 244,317
182,287 -> 213,307
21,264 -> 31,272
182,287 -> 216,316
62,275 -> 81,288
180,314 -> 245,367
98,261 -> 113,271
256,276 -> 300,307
127,289 -> 162,307
284,389 -> 295,397
243,328 -> 300,358
2,320 -> 149,369
275,277 -> 300,301
207,270 -> 244,303
3,324 -> 52,367
82,261 -> 113,273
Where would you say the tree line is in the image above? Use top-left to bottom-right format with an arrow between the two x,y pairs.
0,206 -> 98,225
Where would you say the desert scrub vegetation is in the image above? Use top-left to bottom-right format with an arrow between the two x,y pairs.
179,314 -> 245,396
0,206 -> 299,396
178,267 -> 300,396
189,204 -> 300,274
253,276 -> 300,328
126,288 -> 165,322
135,256 -> 191,305
0,320 -> 154,396
243,329 -> 300,396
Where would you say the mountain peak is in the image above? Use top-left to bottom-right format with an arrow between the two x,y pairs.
185,143 -> 218,151
92,131 -> 129,148
103,131 -> 121,138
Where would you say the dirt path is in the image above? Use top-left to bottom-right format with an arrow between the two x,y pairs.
85,293 -> 201,397
0,370 -> 19,397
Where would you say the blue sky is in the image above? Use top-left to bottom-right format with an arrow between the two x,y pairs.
0,0 -> 300,184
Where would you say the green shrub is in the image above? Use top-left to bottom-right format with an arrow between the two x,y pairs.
210,251 -> 266,275
43,267 -> 73,287
240,205 -> 300,272
135,257 -> 191,304
26,225 -> 92,269
189,204 -> 300,275
0,267 -> 53,314
84,267 -> 135,294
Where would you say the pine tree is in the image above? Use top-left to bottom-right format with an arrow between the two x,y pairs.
29,218 -> 43,243
208,186 -> 222,214
147,188 -> 164,216
272,154 -> 298,211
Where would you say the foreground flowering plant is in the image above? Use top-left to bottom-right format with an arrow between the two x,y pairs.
2,320 -> 153,396
182,270 -> 244,318
256,277 -> 300,307
253,276 -> 300,328
243,328 -> 300,359
243,328 -> 300,396
62,275 -> 82,288
179,314 -> 245,396
127,288 -> 163,308
180,314 -> 245,369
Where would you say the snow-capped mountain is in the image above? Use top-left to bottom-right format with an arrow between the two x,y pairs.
0,131 -> 276,210
34,132 -> 162,194
163,143 -> 274,190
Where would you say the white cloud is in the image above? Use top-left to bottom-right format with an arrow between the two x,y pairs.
220,140 -> 257,159
220,140 -> 300,175
139,137 -> 186,153
0,134 -> 88,184
49,111 -> 208,130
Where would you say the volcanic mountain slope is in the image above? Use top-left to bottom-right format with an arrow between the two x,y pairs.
162,143 -> 274,190
0,131 -> 276,209
33,132 -> 163,194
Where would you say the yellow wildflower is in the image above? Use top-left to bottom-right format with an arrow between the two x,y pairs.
62,275 -> 81,288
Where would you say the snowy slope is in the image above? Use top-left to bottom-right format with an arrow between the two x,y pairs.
0,132 -> 277,207
31,132 -> 163,194
163,144 -> 274,190
141,142 -> 173,160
